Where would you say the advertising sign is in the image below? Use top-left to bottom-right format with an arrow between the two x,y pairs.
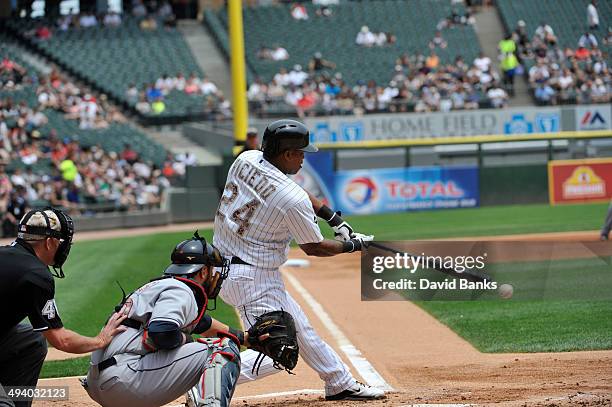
548,158 -> 612,204
334,166 -> 479,215
574,105 -> 612,131
305,107 -> 561,142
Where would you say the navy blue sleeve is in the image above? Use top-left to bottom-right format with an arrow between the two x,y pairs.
148,320 -> 183,349
192,315 -> 213,334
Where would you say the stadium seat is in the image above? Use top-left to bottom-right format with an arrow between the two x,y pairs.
5,17 -> 207,122
205,0 -> 485,107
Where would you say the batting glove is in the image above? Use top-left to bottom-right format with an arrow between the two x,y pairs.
325,212 -> 354,242
332,220 -> 354,242
343,233 -> 375,252
352,232 -> 374,242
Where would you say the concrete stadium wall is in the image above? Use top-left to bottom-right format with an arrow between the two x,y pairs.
74,211 -> 171,231
167,188 -> 220,223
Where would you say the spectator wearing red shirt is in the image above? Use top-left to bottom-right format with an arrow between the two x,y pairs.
36,25 -> 52,40
121,143 -> 139,164
162,161 -> 176,178
296,88 -> 318,118
51,141 -> 68,163
575,46 -> 591,60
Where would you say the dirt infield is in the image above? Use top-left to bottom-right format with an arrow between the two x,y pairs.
33,229 -> 612,406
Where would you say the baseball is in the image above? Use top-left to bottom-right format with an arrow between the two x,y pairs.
498,284 -> 514,299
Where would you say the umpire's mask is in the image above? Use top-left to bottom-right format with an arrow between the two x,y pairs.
18,207 -> 75,278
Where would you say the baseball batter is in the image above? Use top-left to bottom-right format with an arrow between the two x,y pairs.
83,234 -> 242,407
213,119 -> 384,400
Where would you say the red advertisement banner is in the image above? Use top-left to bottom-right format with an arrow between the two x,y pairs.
548,158 -> 612,204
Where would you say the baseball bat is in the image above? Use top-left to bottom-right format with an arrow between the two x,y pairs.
363,241 -> 492,283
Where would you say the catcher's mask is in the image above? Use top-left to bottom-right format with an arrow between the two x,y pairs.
163,231 -> 229,302
17,207 -> 74,278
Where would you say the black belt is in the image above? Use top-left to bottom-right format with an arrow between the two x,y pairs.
230,257 -> 251,266
97,318 -> 143,373
122,318 -> 142,330
97,356 -> 117,372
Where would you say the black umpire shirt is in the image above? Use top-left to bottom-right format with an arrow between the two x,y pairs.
0,240 -> 63,339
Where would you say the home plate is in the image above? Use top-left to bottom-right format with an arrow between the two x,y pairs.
284,258 -> 311,267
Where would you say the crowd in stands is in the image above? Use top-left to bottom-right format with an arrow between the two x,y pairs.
355,26 -> 397,48
1,56 -> 126,129
246,0 -> 507,116
126,73 -> 230,118
248,49 -> 507,117
1,57 -> 27,90
0,59 -> 188,230
288,0 -> 338,20
506,18 -> 609,105
0,137 -> 171,219
1,102 -> 188,229
257,45 -> 290,61
24,0 -> 177,41
435,7 -> 475,30
36,68 -> 127,129
0,136 -> 195,236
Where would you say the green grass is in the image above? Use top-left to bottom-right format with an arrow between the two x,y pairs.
341,202 -> 608,240
41,357 -> 90,379
379,255 -> 612,352
418,300 -> 612,353
43,202 -> 611,376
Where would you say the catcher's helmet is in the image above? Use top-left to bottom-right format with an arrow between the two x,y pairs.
262,119 -> 318,160
163,231 -> 229,299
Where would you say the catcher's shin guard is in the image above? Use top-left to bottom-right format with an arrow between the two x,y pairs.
187,337 -> 241,407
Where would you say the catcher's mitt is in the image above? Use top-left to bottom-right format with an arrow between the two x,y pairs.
247,310 -> 299,374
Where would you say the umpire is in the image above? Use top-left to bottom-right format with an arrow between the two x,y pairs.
0,207 -> 126,407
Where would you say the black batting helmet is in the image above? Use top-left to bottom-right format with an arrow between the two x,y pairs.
262,119 -> 318,160
164,231 -> 230,300
164,231 -> 227,276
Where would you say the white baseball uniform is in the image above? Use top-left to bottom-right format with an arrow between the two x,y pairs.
213,150 -> 354,395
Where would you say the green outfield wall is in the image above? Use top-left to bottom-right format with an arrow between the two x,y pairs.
480,165 -> 548,205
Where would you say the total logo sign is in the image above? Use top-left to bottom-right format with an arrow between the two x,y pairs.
344,177 -> 379,212
340,175 -> 467,214
576,106 -> 611,131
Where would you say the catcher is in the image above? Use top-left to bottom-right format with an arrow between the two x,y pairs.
83,232 -> 298,407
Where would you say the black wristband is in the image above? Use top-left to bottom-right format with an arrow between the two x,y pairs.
343,238 -> 363,253
229,327 -> 245,345
317,205 -> 335,222
318,205 -> 345,227
342,240 -> 356,253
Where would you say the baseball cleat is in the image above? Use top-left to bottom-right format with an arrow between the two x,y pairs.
325,381 -> 385,401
